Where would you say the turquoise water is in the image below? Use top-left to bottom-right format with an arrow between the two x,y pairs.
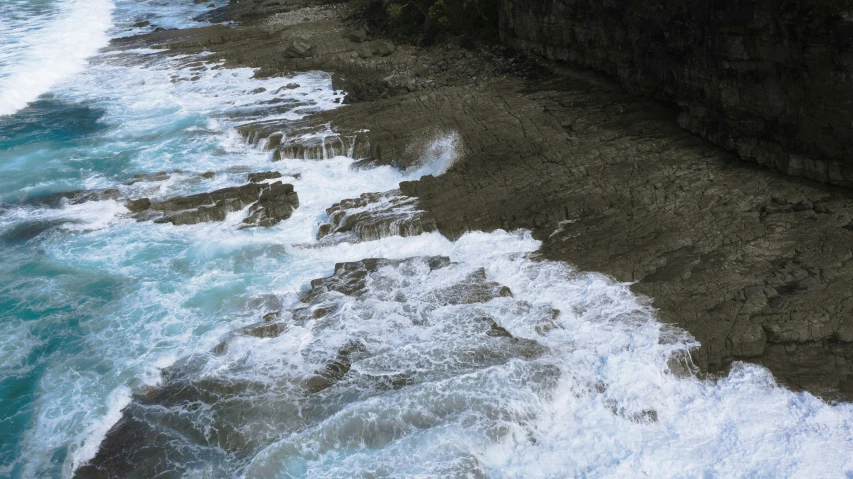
0,1 -> 360,475
3,1 -> 853,478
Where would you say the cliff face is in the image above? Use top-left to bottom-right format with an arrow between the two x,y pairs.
498,0 -> 853,187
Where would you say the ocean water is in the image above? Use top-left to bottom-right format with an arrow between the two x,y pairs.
1,1 -> 853,478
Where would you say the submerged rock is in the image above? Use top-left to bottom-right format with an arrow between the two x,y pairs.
77,255 -> 553,478
0,220 -> 67,244
304,256 -> 452,302
125,171 -> 171,185
15,188 -> 120,208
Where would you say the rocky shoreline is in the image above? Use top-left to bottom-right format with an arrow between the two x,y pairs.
116,0 -> 853,400
72,0 -> 853,451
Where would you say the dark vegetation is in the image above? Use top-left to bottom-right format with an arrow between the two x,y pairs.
350,0 -> 500,45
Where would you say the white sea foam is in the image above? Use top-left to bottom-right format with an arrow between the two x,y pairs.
4,1 -> 853,478
233,230 -> 853,478
0,0 -> 114,116
67,386 -> 131,475
0,199 -> 130,235
474,253 -> 853,478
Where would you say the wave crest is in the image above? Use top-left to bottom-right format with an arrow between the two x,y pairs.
0,0 -> 114,116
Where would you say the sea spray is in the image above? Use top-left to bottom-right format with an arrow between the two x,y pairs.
1,1 -> 853,478
0,0 -> 114,116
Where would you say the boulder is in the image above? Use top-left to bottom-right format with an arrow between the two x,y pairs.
241,181 -> 299,228
373,40 -> 395,57
348,27 -> 367,43
126,198 -> 151,213
284,39 -> 312,58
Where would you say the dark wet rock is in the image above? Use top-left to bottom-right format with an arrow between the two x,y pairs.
304,341 -> 366,393
74,365 -> 270,479
127,182 -> 298,227
132,20 -> 150,28
499,0 -> 853,187
200,171 -> 216,179
247,171 -> 282,183
240,181 -> 299,228
317,190 -> 438,243
0,220 -> 66,244
430,268 -> 513,305
619,407 -> 659,425
237,119 -> 365,160
479,317 -> 513,338
349,157 -> 382,170
265,132 -> 283,150
192,0 -> 315,23
156,198 -> 244,225
304,256 -> 452,302
126,171 -> 171,185
240,321 -> 288,339
125,198 -> 151,213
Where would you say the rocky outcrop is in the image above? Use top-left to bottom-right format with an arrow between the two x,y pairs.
128,181 -> 299,227
498,0 -> 853,187
242,181 -> 300,227
316,190 -> 438,243
110,0 -> 853,399
301,67 -> 853,400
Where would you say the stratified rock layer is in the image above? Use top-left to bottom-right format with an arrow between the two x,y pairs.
316,190 -> 438,243
499,0 -> 853,186
109,0 -> 853,399
129,181 -> 299,228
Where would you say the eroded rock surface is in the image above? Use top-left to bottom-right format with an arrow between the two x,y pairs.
106,0 -> 853,399
316,190 -> 438,243
499,0 -> 853,187
128,181 -> 299,228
